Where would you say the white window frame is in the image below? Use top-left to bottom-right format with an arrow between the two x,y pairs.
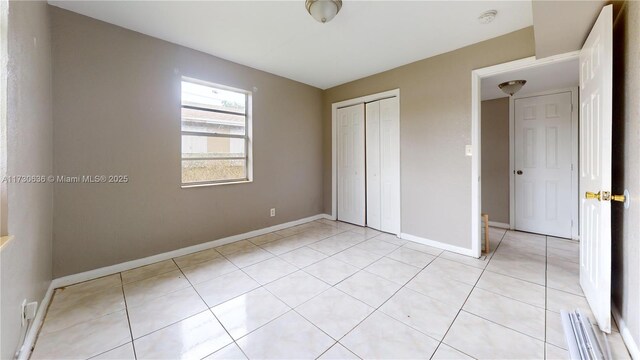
180,77 -> 253,188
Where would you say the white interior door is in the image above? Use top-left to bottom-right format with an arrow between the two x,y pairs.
366,102 -> 382,231
337,104 -> 366,226
379,97 -> 401,234
514,92 -> 573,238
579,4 -> 613,333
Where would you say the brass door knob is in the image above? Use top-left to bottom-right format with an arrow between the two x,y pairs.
611,194 -> 626,202
585,191 -> 601,201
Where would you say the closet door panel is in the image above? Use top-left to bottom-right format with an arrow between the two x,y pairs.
366,102 -> 381,231
379,97 -> 401,234
337,104 -> 366,226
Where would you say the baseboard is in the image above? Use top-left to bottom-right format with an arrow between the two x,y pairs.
488,221 -> 510,229
400,232 -> 476,257
52,214 -> 328,289
612,305 -> 640,359
16,281 -> 55,360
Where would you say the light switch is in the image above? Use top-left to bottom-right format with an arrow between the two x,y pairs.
465,145 -> 473,156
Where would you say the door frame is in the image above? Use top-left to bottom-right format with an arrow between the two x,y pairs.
471,51 -> 579,257
331,88 -> 401,234
509,87 -> 579,240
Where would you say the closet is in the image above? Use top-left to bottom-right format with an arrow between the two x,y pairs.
336,96 -> 400,234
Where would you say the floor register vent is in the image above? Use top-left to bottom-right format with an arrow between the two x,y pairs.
561,309 -> 612,360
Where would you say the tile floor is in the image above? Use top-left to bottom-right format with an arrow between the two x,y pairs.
30,219 -> 632,359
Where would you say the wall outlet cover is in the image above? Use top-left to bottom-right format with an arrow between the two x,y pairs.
270,208 -> 276,217
465,145 -> 473,156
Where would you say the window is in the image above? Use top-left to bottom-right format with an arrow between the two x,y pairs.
181,78 -> 251,186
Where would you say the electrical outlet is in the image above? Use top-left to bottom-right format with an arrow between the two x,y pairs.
270,208 -> 276,217
465,145 -> 473,156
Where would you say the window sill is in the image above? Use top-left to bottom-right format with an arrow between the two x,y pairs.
181,179 -> 253,189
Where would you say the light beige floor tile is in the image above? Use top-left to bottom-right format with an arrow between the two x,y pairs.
318,343 -> 359,359
224,246 -> 274,268
402,241 -> 443,256
123,269 -> 191,308
349,226 -> 383,239
476,270 -> 546,308
547,260 -> 582,295
386,247 -> 436,268
364,257 -> 419,285
304,257 -> 359,285
242,257 -> 298,285
497,235 -> 546,257
212,287 -> 290,340
31,310 -> 131,360
278,246 -> 327,268
485,251 -> 546,285
265,270 -> 330,307
216,240 -> 258,255
421,257 -> 483,286
247,232 -> 283,246
308,232 -> 368,255
121,260 -> 178,284
341,311 -> 439,359
545,310 -> 567,349
335,271 -> 400,308
431,344 -> 474,360
443,311 -> 544,360
128,286 -> 207,339
405,271 -> 472,308
331,247 -> 382,269
296,287 -> 374,340
546,288 -> 592,315
180,257 -> 238,285
236,311 -> 334,359
607,331 -> 632,359
545,343 -> 569,360
353,238 -> 399,256
380,287 -> 459,340
194,270 -> 260,307
42,285 -> 125,334
261,233 -> 321,255
173,248 -> 222,268
463,287 -> 546,340
439,251 -> 489,269
204,343 -> 248,360
371,232 -> 406,245
134,311 -> 232,359
91,342 -> 135,360
53,274 -> 122,302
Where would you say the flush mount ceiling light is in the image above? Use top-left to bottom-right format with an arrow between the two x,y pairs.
499,80 -> 527,96
306,0 -> 342,23
478,10 -> 498,24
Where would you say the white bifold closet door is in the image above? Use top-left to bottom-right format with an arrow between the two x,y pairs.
366,97 -> 400,234
337,104 -> 366,226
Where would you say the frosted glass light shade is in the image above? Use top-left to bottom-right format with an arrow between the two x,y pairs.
498,80 -> 527,96
306,0 -> 342,23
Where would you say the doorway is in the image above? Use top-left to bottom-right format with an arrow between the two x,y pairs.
332,89 -> 401,235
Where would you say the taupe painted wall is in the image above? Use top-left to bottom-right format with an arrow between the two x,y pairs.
612,0 -> 640,349
323,28 -> 535,249
481,97 -> 510,225
0,1 -> 53,358
50,7 -> 324,277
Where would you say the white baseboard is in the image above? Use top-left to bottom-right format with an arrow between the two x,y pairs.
17,282 -> 55,360
400,232 -> 476,257
488,221 -> 510,229
52,213 -> 327,289
612,305 -> 640,360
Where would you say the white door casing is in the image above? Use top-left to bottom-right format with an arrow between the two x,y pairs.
366,101 -> 382,231
379,97 -> 401,234
579,5 -> 613,333
514,92 -> 573,238
337,104 -> 366,226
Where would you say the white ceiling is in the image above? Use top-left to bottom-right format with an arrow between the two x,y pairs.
48,1 -> 533,89
481,57 -> 579,100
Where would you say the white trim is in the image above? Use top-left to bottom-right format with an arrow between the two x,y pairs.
471,51 -> 580,254
331,89 -> 401,235
400,232 -> 476,257
488,221 -> 510,229
509,87 -> 580,240
16,282 -> 55,360
51,214 -> 326,288
612,306 -> 640,359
